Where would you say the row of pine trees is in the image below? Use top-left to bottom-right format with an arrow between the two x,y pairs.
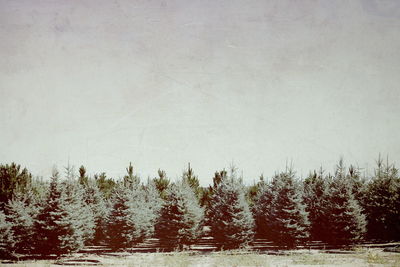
1,157 -> 399,257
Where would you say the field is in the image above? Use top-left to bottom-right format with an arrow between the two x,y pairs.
3,246 -> 400,267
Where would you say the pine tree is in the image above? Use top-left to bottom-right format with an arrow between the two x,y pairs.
182,163 -> 201,200
363,157 -> 400,241
123,162 -> 140,189
208,168 -> 255,249
325,160 -> 366,245
5,190 -> 38,254
95,172 -> 116,199
303,169 -> 330,241
125,184 -> 156,242
0,210 -> 14,258
153,169 -> 170,199
78,165 -> 89,186
106,185 -> 132,250
155,179 -> 204,250
34,169 -> 68,255
255,168 -> 309,247
0,163 -> 32,209
107,180 -> 157,250
144,179 -> 163,227
34,168 -> 92,255
61,178 -> 95,247
253,181 -> 274,239
82,179 -> 109,244
346,165 -> 367,204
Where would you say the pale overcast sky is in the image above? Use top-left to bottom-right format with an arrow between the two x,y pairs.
1,0 -> 399,185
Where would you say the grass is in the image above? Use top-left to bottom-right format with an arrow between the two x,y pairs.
2,248 -> 400,266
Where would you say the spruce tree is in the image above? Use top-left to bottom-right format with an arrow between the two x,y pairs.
106,185 -> 132,250
363,157 -> 400,241
208,168 -> 255,249
34,169 -> 68,255
5,190 -> 38,254
253,180 -> 274,239
155,179 -> 204,250
34,168 -> 91,255
61,179 -> 95,247
325,160 -> 366,245
82,180 -> 109,244
144,179 -> 163,226
303,169 -> 330,241
255,168 -> 309,247
0,210 -> 14,258
107,170 -> 158,250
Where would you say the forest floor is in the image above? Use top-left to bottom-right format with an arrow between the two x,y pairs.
2,246 -> 400,267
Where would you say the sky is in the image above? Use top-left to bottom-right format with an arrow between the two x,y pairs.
1,0 -> 400,185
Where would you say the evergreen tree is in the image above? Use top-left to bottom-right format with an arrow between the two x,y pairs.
0,163 -> 32,208
182,163 -> 201,200
255,168 -> 309,247
303,169 -> 330,241
107,182 -> 157,250
95,172 -> 116,199
153,169 -> 170,199
106,185 -> 132,250
34,169 -> 68,255
78,165 -> 89,186
155,179 -> 204,250
61,179 -> 95,246
5,190 -> 38,254
346,165 -> 367,204
123,162 -> 140,189
363,157 -> 400,241
34,168 -> 91,255
0,210 -> 14,258
253,180 -> 274,239
208,168 -> 255,249
144,179 -> 163,225
325,160 -> 367,245
82,179 -> 109,244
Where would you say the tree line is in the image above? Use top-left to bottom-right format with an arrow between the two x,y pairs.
0,157 -> 399,257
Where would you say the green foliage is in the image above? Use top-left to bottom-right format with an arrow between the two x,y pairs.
363,157 -> 400,241
144,179 -> 164,221
254,168 -> 309,247
199,186 -> 213,208
155,179 -> 204,249
0,163 -> 32,208
208,168 -> 255,249
34,168 -> 94,255
324,160 -> 367,245
5,190 -> 39,254
107,182 -> 159,250
153,169 -> 170,199
0,209 -> 14,257
95,172 -> 116,199
247,175 -> 265,206
123,162 -> 140,189
303,169 -> 330,241
82,179 -> 109,244
78,165 -> 89,186
182,163 -> 201,201
0,157 -> 399,253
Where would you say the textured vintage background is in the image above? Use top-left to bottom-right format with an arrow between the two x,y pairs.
1,0 -> 399,184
